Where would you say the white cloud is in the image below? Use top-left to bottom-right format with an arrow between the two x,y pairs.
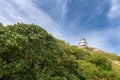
0,0 -> 64,39
83,27 -> 120,54
108,0 -> 120,19
61,0 -> 68,19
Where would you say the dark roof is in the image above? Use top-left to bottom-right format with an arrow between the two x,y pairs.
80,38 -> 86,41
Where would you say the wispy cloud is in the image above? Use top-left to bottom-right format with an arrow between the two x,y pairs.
61,0 -> 68,19
0,0 -> 63,39
108,0 -> 120,19
83,27 -> 120,55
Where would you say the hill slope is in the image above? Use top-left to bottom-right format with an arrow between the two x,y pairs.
0,23 -> 120,80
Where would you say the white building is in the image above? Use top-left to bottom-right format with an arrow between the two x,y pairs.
79,38 -> 87,46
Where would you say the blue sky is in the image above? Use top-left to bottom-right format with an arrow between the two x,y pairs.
0,0 -> 120,55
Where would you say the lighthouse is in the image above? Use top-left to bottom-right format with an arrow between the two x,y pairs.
79,38 -> 87,46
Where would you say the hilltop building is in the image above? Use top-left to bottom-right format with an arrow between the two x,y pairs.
78,38 -> 87,49
79,38 -> 87,46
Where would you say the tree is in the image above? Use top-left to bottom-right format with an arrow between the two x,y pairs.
0,23 -> 62,79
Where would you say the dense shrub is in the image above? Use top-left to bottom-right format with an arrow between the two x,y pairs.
0,23 -> 120,80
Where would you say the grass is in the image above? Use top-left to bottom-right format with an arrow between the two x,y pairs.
112,62 -> 120,76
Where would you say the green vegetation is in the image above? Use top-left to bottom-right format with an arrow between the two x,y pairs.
0,23 -> 120,80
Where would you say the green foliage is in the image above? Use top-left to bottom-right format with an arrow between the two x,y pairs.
102,53 -> 120,61
0,23 -> 61,80
86,54 -> 112,71
77,60 -> 99,80
0,22 -> 3,27
0,23 -> 120,80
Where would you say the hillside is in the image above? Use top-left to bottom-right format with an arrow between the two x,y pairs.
0,23 -> 120,80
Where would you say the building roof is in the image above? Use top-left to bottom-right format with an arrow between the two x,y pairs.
80,38 -> 86,41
